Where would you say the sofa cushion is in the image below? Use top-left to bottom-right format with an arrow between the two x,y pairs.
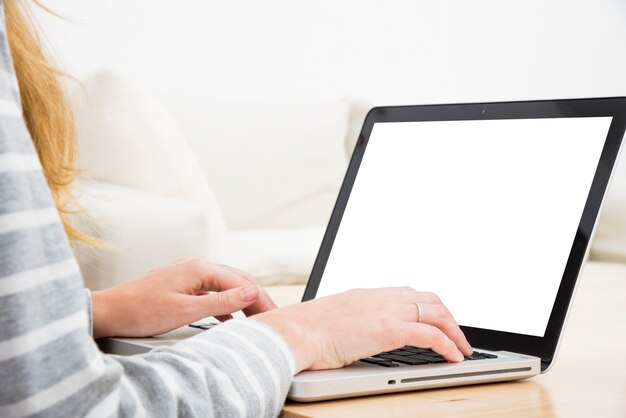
216,227 -> 326,285
71,71 -> 227,253
161,95 -> 350,229
72,72 -> 186,195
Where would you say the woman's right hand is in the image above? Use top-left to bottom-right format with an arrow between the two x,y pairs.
252,287 -> 474,374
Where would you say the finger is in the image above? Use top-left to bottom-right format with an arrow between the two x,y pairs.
242,286 -> 277,315
208,265 -> 277,312
190,284 -> 260,317
214,267 -> 277,315
412,303 -> 473,356
184,262 -> 277,313
402,322 -> 464,362
386,303 -> 472,356
216,265 -> 278,311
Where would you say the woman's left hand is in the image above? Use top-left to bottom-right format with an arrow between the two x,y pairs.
91,258 -> 276,338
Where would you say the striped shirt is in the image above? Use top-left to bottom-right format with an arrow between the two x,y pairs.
0,4 -> 295,417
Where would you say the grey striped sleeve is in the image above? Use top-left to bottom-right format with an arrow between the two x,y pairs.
85,289 -> 94,336
0,2 -> 295,416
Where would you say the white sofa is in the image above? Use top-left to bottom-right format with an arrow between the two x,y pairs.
70,71 -> 626,290
71,71 -> 370,289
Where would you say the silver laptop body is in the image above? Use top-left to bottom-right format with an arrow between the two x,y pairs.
288,98 -> 626,401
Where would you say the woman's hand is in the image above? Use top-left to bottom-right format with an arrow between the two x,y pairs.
253,287 -> 473,373
91,258 -> 276,338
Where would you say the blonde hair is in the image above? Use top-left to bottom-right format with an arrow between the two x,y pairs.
4,0 -> 94,244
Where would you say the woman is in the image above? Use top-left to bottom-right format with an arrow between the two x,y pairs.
0,0 -> 472,417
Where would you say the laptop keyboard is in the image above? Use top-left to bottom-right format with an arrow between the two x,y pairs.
189,323 -> 499,368
359,346 -> 497,367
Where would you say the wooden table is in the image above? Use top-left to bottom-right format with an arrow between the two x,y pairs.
279,261 -> 626,418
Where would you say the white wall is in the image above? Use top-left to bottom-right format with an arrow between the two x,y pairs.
34,0 -> 626,104
31,0 -> 626,269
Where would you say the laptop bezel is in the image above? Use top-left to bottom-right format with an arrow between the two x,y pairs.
302,97 -> 626,371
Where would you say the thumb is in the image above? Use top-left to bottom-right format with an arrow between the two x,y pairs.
198,285 -> 260,317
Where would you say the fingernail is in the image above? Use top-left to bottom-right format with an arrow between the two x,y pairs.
240,285 -> 259,302
454,351 -> 465,362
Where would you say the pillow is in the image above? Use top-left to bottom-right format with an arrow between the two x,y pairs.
72,72 -> 183,195
72,73 -> 226,218
70,71 -> 226,254
160,95 -> 350,229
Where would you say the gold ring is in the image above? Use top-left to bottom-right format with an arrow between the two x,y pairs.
415,302 -> 422,323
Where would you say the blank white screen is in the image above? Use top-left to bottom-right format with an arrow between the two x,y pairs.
317,117 -> 612,337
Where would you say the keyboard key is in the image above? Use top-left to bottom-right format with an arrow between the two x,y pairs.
402,346 -> 432,354
363,347 -> 497,367
378,354 -> 407,360
400,357 -> 430,365
420,356 -> 447,364
388,349 -> 415,356
464,351 -> 497,361
403,354 -> 443,362
359,357 -> 399,367
377,354 -> 430,365
423,352 -> 443,359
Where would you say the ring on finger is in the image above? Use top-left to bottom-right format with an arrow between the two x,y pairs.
415,302 -> 422,323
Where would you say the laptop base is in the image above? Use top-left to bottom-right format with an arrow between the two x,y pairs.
289,350 -> 540,402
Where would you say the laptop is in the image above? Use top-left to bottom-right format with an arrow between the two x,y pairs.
289,97 -> 626,401
102,97 -> 626,402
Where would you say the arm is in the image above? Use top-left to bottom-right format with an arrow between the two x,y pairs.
0,55 -> 292,416
88,259 -> 276,339
1,147 -> 470,418
0,157 -> 293,418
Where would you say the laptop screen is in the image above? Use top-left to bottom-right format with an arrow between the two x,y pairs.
315,117 -> 613,337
